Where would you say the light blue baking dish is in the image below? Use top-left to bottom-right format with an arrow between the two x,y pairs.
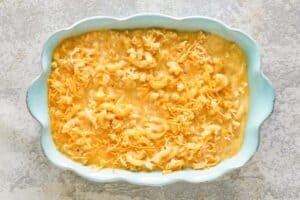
26,14 -> 275,186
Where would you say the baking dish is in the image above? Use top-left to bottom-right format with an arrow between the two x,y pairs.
27,14 -> 275,186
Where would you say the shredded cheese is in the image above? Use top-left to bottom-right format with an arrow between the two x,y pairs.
48,29 -> 249,172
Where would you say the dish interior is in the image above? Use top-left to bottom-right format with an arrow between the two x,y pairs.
48,28 -> 249,172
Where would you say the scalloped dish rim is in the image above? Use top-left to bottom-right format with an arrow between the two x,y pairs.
26,14 -> 275,186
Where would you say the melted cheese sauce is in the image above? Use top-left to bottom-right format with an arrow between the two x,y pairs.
48,29 -> 249,172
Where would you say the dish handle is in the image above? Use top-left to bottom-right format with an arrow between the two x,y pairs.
26,75 -> 48,127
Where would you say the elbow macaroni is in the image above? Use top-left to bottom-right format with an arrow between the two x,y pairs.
48,29 -> 249,172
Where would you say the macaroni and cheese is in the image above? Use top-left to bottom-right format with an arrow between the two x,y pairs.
48,29 -> 249,172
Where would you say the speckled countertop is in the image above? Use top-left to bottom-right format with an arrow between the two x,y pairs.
0,0 -> 299,199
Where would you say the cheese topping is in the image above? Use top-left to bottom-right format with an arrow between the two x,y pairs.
48,29 -> 249,172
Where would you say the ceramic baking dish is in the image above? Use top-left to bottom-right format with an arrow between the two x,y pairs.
26,14 -> 275,186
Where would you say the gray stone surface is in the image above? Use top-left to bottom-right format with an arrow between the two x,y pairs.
0,0 -> 299,199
